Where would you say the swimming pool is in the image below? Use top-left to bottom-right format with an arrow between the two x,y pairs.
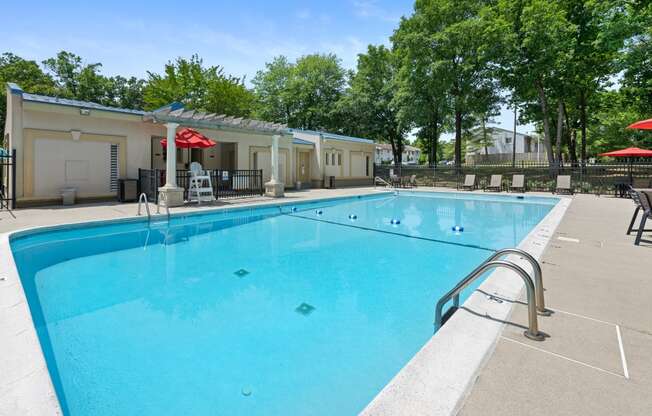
10,191 -> 558,415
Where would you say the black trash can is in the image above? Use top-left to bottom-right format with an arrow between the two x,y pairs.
118,179 -> 139,202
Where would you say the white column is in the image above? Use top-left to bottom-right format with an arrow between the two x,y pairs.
270,134 -> 280,183
265,134 -> 284,197
164,122 -> 179,188
158,122 -> 184,207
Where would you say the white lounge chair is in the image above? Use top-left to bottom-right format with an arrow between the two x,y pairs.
555,175 -> 573,195
459,174 -> 477,191
510,174 -> 526,192
485,175 -> 503,192
188,162 -> 215,204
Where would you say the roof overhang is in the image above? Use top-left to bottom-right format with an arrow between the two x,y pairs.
145,106 -> 290,136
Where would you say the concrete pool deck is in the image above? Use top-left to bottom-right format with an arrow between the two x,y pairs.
1,188 -> 650,415
458,193 -> 652,416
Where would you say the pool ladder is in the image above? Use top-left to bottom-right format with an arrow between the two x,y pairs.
434,248 -> 549,341
137,193 -> 170,222
374,176 -> 395,190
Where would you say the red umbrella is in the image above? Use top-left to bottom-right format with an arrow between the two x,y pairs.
160,128 -> 216,148
627,119 -> 652,130
598,147 -> 652,157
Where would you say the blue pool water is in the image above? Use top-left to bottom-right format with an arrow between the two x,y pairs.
11,192 -> 557,415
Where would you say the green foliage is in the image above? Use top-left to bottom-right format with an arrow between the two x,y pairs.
143,55 -> 253,117
337,45 -> 407,162
0,53 -> 56,145
252,54 -> 347,131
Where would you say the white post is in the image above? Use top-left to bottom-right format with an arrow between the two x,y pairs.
158,122 -> 185,207
265,134 -> 284,197
270,134 -> 279,183
164,122 -> 179,187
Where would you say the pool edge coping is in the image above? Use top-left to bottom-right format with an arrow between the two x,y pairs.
0,190 -> 567,415
360,194 -> 572,416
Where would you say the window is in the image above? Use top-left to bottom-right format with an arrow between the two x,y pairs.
191,148 -> 202,164
505,136 -> 512,144
325,152 -> 330,165
337,153 -> 342,166
365,156 -> 370,176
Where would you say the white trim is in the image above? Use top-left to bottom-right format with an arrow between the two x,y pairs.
616,325 -> 630,379
501,336 -> 626,379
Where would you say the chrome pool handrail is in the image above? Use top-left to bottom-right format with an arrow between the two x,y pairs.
374,176 -> 394,189
474,248 -> 548,315
137,193 -> 151,219
434,259 -> 545,341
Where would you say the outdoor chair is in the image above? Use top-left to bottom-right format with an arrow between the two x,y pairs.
633,191 -> 652,246
390,174 -> 401,188
408,174 -> 417,188
510,174 -> 526,193
459,174 -> 477,191
188,162 -> 215,204
484,175 -> 503,192
554,175 -> 573,194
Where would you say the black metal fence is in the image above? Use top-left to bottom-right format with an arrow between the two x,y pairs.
138,168 -> 264,203
0,149 -> 16,210
374,163 -> 652,195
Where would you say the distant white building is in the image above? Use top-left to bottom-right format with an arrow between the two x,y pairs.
375,143 -> 421,165
465,127 -> 546,164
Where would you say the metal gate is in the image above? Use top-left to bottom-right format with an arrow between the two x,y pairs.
0,149 -> 16,210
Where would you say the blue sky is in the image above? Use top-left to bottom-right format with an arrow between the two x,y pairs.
1,0 -> 531,137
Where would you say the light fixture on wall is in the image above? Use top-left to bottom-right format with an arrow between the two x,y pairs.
80,108 -> 91,116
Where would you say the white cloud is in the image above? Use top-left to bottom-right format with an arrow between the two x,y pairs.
352,0 -> 400,23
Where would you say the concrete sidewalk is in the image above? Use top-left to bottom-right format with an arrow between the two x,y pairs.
459,194 -> 652,416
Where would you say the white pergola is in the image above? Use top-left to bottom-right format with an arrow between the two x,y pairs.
144,105 -> 290,206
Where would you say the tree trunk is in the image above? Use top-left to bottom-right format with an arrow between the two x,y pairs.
512,106 -> 517,167
555,100 -> 564,165
432,118 -> 439,166
535,80 -> 555,165
564,104 -> 578,165
580,91 -> 587,165
455,110 -> 462,168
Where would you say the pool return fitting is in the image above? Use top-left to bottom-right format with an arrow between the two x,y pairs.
434,248 -> 548,341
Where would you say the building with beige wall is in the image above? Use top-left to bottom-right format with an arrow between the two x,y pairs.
3,83 -> 375,205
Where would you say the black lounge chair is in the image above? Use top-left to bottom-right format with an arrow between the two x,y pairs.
554,175 -> 573,194
510,174 -> 526,193
459,174 -> 477,191
484,175 -> 503,192
633,190 -> 652,246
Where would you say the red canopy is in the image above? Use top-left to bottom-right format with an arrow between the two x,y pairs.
627,118 -> 652,130
598,147 -> 652,157
160,128 -> 216,148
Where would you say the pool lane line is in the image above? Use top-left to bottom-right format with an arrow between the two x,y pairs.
285,213 -> 496,253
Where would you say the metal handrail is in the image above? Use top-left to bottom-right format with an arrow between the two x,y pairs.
455,248 -> 548,315
374,176 -> 394,189
434,259 -> 545,341
137,193 -> 151,219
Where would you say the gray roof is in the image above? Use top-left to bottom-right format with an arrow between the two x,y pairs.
288,128 -> 374,144
10,81 -> 146,116
293,137 -> 313,146
145,105 -> 288,134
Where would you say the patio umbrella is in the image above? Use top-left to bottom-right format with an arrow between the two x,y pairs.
160,128 -> 217,148
627,118 -> 652,130
598,147 -> 652,184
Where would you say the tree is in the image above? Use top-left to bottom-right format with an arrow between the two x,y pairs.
251,56 -> 294,124
393,10 -> 451,166
143,55 -> 253,117
394,0 -> 499,168
0,53 -> 56,144
252,53 -> 347,131
337,45 -> 407,164
489,0 -> 576,165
